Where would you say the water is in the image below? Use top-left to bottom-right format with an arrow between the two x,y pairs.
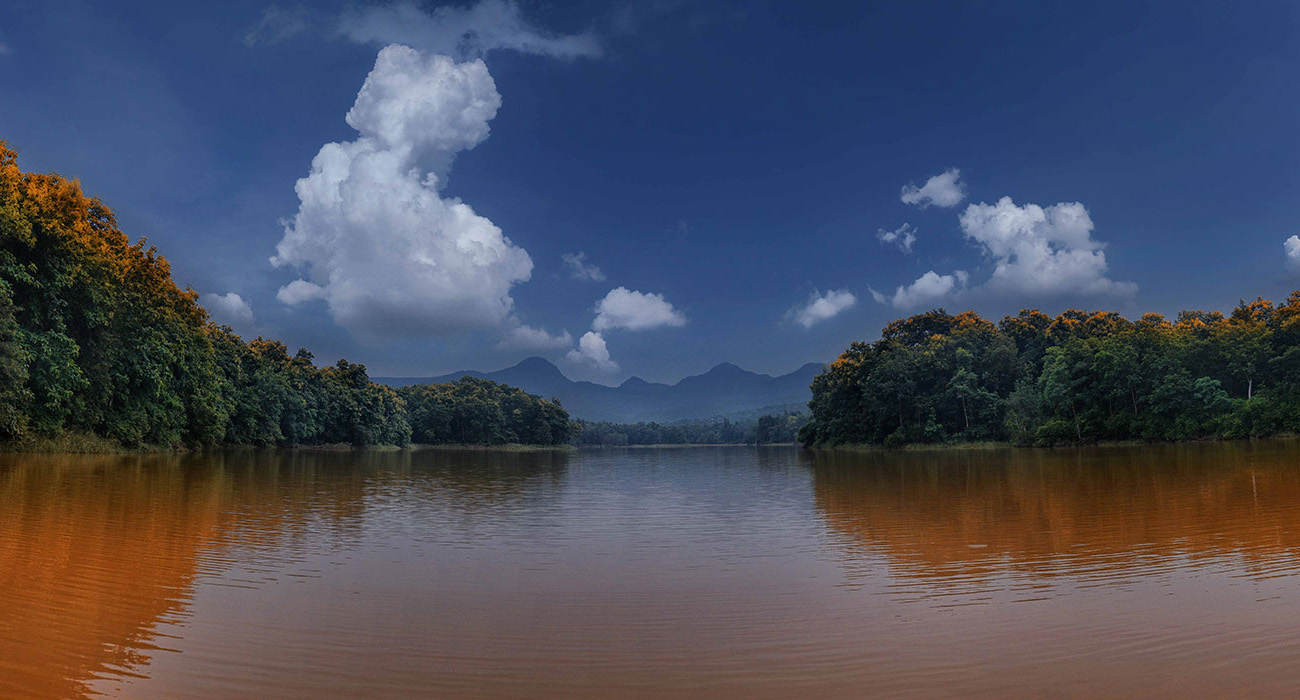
2,443 -> 1299,699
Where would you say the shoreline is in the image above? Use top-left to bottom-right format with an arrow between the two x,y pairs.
814,434 -> 1300,452
11,434 -> 1298,457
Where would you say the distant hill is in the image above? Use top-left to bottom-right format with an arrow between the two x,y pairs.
375,357 -> 824,422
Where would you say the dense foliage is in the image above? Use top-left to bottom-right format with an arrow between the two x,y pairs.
0,141 -> 572,448
400,377 -> 573,445
576,412 -> 806,446
801,301 -> 1300,447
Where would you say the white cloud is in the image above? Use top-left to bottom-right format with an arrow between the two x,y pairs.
276,279 -> 325,305
790,290 -> 857,328
562,251 -> 605,281
959,196 -> 1136,298
1285,235 -> 1300,272
565,331 -> 618,372
243,5 -> 311,47
271,45 -> 534,339
499,324 -> 573,350
873,270 -> 968,310
339,0 -> 601,60
877,223 -> 916,253
901,168 -> 966,208
202,292 -> 255,326
592,287 -> 687,332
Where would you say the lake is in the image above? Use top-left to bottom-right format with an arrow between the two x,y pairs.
2,443 -> 1299,699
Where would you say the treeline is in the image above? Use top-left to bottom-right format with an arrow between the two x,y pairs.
801,301 -> 1300,447
0,141 -> 573,448
576,412 -> 806,446
400,378 -> 572,445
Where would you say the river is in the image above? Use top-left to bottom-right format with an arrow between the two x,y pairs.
2,443 -> 1298,698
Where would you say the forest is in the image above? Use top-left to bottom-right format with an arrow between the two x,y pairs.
0,142 -> 574,449
800,301 -> 1300,447
575,411 -> 805,446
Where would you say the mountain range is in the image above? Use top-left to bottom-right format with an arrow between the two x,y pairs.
375,357 -> 825,423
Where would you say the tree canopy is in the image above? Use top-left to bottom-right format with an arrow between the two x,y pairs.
801,300 -> 1300,447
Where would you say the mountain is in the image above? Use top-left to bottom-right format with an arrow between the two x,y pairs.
376,358 -> 825,423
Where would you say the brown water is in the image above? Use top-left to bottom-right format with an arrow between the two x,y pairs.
2,443 -> 1299,699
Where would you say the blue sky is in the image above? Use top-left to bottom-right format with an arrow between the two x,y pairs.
1,1 -> 1298,382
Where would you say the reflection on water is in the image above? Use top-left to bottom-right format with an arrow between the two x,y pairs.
811,443 -> 1300,589
1,444 -> 1299,699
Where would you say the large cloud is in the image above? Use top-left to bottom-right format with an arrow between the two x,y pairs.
872,271 -> 968,310
339,0 -> 601,60
1285,235 -> 1300,272
901,168 -> 966,208
592,287 -> 686,332
271,45 -> 534,339
790,290 -> 857,328
959,196 -> 1136,298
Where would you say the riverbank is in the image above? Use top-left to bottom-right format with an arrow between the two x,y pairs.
0,433 -> 153,454
0,437 -> 576,455
813,434 -> 1300,452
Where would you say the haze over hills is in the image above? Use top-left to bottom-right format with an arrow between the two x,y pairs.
375,358 -> 825,423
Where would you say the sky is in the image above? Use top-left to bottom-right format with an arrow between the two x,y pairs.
1,0 -> 1298,383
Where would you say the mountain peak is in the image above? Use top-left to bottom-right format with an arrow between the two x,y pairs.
500,356 -> 568,383
513,356 -> 561,372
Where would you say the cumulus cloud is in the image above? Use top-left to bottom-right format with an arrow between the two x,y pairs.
565,331 -> 618,372
877,223 -> 917,253
201,292 -> 255,326
591,287 -> 687,332
789,290 -> 857,328
901,168 -> 966,208
959,196 -> 1136,298
271,45 -> 535,339
561,251 -> 605,281
243,4 -> 311,47
275,279 -> 325,305
871,270 -> 968,310
1285,236 -> 1300,272
499,324 -> 573,350
339,0 -> 601,60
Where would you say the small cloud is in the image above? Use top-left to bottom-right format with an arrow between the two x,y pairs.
276,279 -> 325,305
789,289 -> 857,329
201,292 -> 255,326
565,331 -> 619,372
1286,235 -> 1300,272
877,223 -> 917,253
499,324 -> 573,350
0,42 -> 11,56
875,271 -> 968,310
339,0 -> 601,60
243,4 -> 311,47
561,251 -> 605,281
592,287 -> 686,332
901,168 -> 966,208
